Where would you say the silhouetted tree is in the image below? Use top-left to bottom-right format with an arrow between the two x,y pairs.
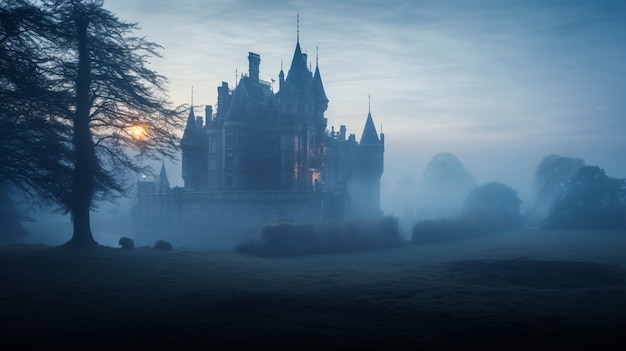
543,166 -> 626,230
533,154 -> 585,213
416,152 -> 476,220
423,153 -> 476,187
1,0 -> 73,206
411,182 -> 522,244
2,0 -> 184,248
462,182 -> 523,232
0,183 -> 29,244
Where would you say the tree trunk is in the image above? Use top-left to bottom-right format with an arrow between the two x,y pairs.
64,16 -> 98,249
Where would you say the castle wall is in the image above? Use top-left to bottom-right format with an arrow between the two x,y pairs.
136,39 -> 384,231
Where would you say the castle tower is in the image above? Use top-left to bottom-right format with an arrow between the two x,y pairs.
157,161 -> 170,192
350,104 -> 384,218
180,107 -> 200,189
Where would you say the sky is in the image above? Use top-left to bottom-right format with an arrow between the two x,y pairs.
103,0 -> 625,216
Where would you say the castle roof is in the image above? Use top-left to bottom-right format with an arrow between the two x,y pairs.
310,64 -> 328,103
158,161 -> 170,189
360,112 -> 380,145
225,76 -> 274,123
180,107 -> 197,146
225,82 -> 247,122
285,41 -> 309,91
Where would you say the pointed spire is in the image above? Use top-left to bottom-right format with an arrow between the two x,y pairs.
181,93 -> 198,147
158,161 -> 170,190
315,45 -> 320,68
286,36 -> 307,88
185,93 -> 196,132
360,99 -> 380,145
311,48 -> 328,104
297,14 -> 300,43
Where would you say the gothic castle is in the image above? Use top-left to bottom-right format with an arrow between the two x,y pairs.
134,35 -> 384,228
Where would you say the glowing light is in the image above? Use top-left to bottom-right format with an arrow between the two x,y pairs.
128,124 -> 147,140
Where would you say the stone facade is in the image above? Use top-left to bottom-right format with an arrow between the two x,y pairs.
134,36 -> 384,228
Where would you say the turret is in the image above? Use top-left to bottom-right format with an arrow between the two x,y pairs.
180,107 -> 198,188
278,65 -> 285,92
285,41 -> 308,93
349,106 -> 384,219
359,110 -> 384,176
310,57 -> 329,113
157,161 -> 170,192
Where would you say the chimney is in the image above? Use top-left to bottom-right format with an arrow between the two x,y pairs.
205,105 -> 213,122
248,52 -> 260,83
339,125 -> 347,140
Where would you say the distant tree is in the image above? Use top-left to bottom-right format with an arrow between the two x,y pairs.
543,166 -> 626,230
1,0 -> 185,248
417,152 -> 476,219
533,154 -> 585,213
423,152 -> 476,187
462,181 -> 523,232
411,182 -> 523,244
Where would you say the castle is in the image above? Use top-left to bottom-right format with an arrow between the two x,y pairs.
134,34 -> 384,229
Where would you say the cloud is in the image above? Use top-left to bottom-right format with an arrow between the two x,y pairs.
102,0 -> 626,207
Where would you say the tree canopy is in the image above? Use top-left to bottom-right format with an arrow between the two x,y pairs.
416,152 -> 477,220
423,152 -> 476,187
543,166 -> 626,230
463,181 -> 523,232
533,154 -> 585,212
1,0 -> 185,248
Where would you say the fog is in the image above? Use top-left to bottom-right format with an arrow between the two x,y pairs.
3,1 -> 625,348
16,143 -> 624,251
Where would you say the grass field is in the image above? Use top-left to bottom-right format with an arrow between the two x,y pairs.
1,229 -> 624,350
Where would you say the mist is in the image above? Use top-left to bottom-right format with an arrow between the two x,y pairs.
2,0 -> 626,349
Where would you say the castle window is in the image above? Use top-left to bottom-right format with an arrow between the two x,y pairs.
209,137 -> 217,153
226,134 -> 233,149
209,156 -> 216,169
226,173 -> 233,187
208,171 -> 217,188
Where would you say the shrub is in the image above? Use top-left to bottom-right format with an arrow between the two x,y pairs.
235,216 -> 403,257
412,182 -> 523,245
153,240 -> 173,251
118,236 -> 134,250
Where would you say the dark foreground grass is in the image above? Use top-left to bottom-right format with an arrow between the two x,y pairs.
1,231 -> 625,350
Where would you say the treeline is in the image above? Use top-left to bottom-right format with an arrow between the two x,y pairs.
411,153 -> 626,244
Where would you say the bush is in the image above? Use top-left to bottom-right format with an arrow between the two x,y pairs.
153,240 -> 173,251
412,182 -> 523,245
118,236 -> 134,250
235,216 -> 403,257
